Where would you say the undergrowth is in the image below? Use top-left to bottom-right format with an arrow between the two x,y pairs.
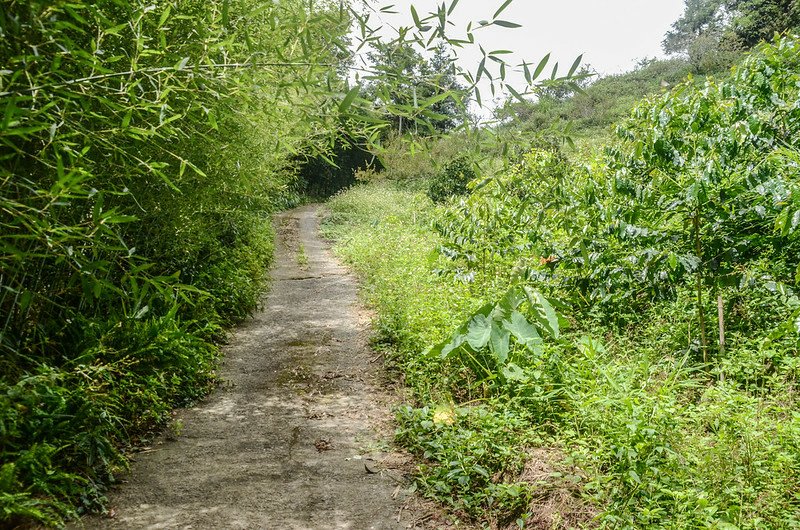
0,0 -> 347,526
324,37 -> 800,529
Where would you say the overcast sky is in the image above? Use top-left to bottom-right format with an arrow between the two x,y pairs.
355,0 -> 687,110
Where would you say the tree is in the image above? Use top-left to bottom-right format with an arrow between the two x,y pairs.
664,0 -> 800,68
725,0 -> 800,47
663,0 -> 728,56
364,40 -> 468,135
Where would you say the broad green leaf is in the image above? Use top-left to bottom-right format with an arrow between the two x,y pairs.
501,363 -> 529,382
504,310 -> 541,350
440,334 -> 465,358
490,285 -> 525,321
489,321 -> 510,363
524,287 -> 559,339
466,314 -> 492,349
426,302 -> 494,358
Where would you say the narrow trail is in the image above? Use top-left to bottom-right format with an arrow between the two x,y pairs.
75,205 -> 428,529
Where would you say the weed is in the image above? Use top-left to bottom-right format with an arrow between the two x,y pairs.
326,55 -> 800,525
297,243 -> 309,268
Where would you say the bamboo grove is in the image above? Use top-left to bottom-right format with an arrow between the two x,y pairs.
1,0 -> 355,524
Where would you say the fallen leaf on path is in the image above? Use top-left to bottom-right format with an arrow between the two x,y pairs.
314,438 -> 332,452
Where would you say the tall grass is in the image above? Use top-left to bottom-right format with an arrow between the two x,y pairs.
324,38 -> 800,527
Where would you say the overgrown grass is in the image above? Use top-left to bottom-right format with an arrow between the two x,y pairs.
325,181 -> 800,527
324,183 -> 479,397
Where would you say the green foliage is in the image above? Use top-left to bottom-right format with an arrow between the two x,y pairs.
425,284 -> 561,394
500,57 -> 698,137
358,133 -> 479,184
0,311 -> 220,523
296,137 -> 380,198
662,0 -> 799,74
0,0 -> 580,525
666,0 -> 800,55
427,156 -> 476,202
396,404 -> 534,521
364,41 -> 468,135
0,0 -> 350,525
326,37 -> 800,528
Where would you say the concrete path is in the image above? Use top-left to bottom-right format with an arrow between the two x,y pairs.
73,205 -> 425,529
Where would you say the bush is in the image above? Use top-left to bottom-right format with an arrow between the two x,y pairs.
324,38 -> 800,528
427,156 -> 476,202
0,0 -> 350,525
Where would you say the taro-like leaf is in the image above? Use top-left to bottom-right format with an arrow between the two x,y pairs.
501,362 -> 528,382
489,321 -> 510,364
524,287 -> 559,339
466,313 -> 492,349
504,310 -> 541,350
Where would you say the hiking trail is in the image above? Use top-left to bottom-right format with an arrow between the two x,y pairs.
74,205 -> 436,529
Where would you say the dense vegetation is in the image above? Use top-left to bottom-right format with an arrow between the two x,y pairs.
5,0 -> 800,527
0,0 -> 354,525
1,0 -> 551,526
325,37 -> 800,528
501,0 -> 800,141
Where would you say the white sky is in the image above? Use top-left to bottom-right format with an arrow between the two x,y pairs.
354,0 -> 686,110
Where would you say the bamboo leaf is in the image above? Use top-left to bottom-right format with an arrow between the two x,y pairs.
447,0 -> 460,16
158,5 -> 171,28
507,84 -> 526,102
492,20 -> 522,28
339,85 -> 360,113
532,53 -> 550,80
568,53 -> 583,77
222,0 -> 230,26
410,5 -> 421,28
493,0 -> 514,20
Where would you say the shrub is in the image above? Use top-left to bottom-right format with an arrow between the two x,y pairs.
427,156 -> 476,202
